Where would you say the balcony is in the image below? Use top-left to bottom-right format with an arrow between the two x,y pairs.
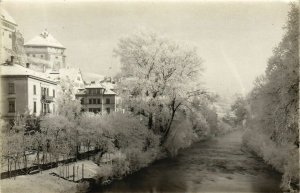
41,95 -> 54,103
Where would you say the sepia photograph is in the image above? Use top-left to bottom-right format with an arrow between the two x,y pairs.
0,0 -> 299,192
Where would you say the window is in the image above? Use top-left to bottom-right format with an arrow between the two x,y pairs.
81,98 -> 84,105
33,102 -> 36,113
89,99 -> 92,104
8,83 -> 15,94
106,108 -> 110,114
93,99 -> 96,104
33,85 -> 36,95
106,98 -> 110,104
41,87 -> 46,96
97,99 -> 101,104
46,88 -> 49,96
8,100 -> 15,113
53,89 -> 55,98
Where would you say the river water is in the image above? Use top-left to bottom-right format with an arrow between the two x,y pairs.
91,130 -> 282,193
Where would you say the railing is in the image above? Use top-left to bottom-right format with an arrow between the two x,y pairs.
41,95 -> 54,103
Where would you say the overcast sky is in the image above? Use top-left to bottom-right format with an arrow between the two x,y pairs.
3,0 -> 292,101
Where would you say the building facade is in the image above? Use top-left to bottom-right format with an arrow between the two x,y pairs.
75,83 -> 116,114
1,9 -> 25,64
0,60 -> 57,121
24,30 -> 66,71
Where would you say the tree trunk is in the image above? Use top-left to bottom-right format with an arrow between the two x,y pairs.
148,113 -> 153,130
24,153 -> 27,171
37,150 -> 40,171
14,160 -> 16,179
7,158 -> 9,172
87,142 -> 90,160
161,109 -> 176,145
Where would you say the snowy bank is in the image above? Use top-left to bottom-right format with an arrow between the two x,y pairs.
0,160 -> 99,193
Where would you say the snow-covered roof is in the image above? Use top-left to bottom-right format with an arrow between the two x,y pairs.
24,30 -> 65,49
1,64 -> 56,83
83,82 -> 116,95
101,82 -> 116,90
104,89 -> 116,95
1,9 -> 17,25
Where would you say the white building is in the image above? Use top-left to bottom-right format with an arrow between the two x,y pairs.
0,58 -> 57,121
24,30 -> 66,71
47,67 -> 85,91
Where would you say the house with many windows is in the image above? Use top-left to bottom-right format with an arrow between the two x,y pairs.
0,58 -> 57,121
24,30 -> 66,72
75,82 -> 117,114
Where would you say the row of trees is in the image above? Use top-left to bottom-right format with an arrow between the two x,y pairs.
0,78 -> 160,175
234,4 -> 299,192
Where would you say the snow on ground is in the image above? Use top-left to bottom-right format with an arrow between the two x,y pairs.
0,160 -> 99,193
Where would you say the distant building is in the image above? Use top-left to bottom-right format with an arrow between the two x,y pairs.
0,58 -> 57,121
47,67 -> 85,91
24,30 -> 66,72
0,9 -> 25,64
75,83 -> 117,114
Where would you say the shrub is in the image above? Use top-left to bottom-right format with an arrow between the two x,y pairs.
164,119 -> 196,157
243,129 -> 299,192
95,164 -> 113,184
126,148 -> 159,172
112,156 -> 130,178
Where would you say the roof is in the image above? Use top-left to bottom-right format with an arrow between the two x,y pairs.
1,9 -> 17,25
24,30 -> 65,49
104,89 -> 116,95
101,82 -> 116,90
78,83 -> 116,95
0,64 -> 57,84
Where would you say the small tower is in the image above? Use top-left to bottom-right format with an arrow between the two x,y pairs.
24,29 -> 66,71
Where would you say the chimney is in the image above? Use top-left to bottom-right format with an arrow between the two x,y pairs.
26,63 -> 30,68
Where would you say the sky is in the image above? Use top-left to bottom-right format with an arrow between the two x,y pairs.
2,0 -> 292,101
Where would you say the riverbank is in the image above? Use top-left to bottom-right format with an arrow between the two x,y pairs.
88,130 -> 282,193
242,129 -> 299,192
0,129 -> 238,193
0,160 -> 99,193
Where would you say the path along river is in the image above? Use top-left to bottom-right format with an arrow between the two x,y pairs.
91,130 -> 282,193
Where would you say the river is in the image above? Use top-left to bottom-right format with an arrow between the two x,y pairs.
91,130 -> 282,193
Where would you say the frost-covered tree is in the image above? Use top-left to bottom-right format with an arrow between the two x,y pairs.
246,4 -> 299,191
114,30 -> 205,144
231,96 -> 248,126
55,77 -> 81,121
